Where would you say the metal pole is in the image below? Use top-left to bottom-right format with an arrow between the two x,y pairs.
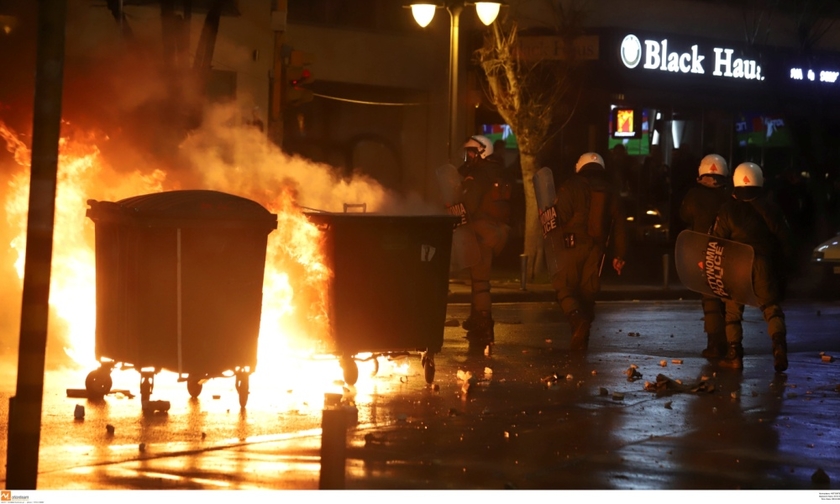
519,253 -> 528,291
447,3 -> 463,164
176,228 -> 183,375
319,408 -> 347,489
6,0 -> 67,489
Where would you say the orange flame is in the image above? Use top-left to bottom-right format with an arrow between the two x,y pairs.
0,118 -> 376,404
0,112 -> 435,412
2,121 -> 168,368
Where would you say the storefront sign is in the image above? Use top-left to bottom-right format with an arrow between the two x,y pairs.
789,67 -> 840,84
620,34 -> 763,81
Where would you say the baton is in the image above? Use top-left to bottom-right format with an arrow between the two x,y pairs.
599,219 -> 615,277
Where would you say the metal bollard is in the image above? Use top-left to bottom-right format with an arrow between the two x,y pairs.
319,407 -> 347,489
662,253 -> 670,290
520,253 -> 528,291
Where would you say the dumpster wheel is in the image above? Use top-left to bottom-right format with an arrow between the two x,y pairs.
187,378 -> 203,399
235,372 -> 250,409
85,368 -> 113,398
421,351 -> 435,384
357,353 -> 380,377
341,355 -> 359,386
139,372 -> 155,403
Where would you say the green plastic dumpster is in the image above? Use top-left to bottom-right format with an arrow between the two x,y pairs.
304,212 -> 458,385
85,190 -> 277,408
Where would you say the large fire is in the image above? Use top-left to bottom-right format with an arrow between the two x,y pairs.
0,115 -> 411,409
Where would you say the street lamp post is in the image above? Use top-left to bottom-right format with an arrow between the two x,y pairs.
409,2 -> 501,163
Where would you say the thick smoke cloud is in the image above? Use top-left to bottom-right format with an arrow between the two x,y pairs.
0,2 -> 442,378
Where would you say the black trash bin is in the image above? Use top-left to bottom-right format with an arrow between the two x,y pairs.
85,190 -> 277,408
304,212 -> 458,385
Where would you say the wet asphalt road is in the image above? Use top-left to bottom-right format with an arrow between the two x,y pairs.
1,299 -> 839,490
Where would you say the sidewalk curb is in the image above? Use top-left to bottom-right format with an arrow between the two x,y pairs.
447,282 -> 701,303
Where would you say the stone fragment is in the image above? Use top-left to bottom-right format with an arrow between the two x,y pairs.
812,468 -> 830,485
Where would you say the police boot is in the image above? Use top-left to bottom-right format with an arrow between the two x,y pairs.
719,343 -> 744,370
567,310 -> 590,351
465,311 -> 494,352
771,333 -> 788,373
462,310 -> 480,332
701,331 -> 727,360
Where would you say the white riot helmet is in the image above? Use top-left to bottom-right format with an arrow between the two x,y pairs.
575,152 -> 605,172
698,154 -> 729,178
733,162 -> 764,187
463,135 -> 494,160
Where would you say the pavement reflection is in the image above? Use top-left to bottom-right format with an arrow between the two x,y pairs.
0,300 -> 838,491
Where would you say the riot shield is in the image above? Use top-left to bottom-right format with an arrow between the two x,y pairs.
533,167 -> 561,277
436,164 -> 479,271
675,230 -> 759,307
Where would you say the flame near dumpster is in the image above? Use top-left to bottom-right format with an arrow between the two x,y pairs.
0,107 -> 430,401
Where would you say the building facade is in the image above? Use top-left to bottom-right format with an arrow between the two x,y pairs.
5,0 -> 838,251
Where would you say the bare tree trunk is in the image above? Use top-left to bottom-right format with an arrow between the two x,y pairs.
519,151 -> 546,280
475,5 -> 585,282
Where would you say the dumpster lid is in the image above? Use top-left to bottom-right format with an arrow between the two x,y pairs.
87,190 -> 277,228
304,211 -> 460,224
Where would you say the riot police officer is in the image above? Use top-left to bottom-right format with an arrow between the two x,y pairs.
550,152 -> 627,351
679,153 -> 732,359
711,162 -> 794,372
458,135 -> 513,352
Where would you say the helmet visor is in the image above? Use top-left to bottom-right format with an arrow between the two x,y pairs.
463,146 -> 481,162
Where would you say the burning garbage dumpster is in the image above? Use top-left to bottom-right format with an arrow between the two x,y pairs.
84,190 -> 277,408
304,212 -> 458,385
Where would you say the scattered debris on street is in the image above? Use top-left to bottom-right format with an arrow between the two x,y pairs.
457,370 -> 476,396
364,433 -> 386,448
541,372 -> 561,388
625,365 -> 643,382
66,388 -> 134,399
812,467 -> 831,485
644,374 -> 716,395
141,400 -> 171,414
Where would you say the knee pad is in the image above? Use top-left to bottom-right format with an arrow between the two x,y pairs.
767,308 -> 784,322
471,280 -> 491,295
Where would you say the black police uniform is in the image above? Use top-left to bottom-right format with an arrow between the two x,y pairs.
550,163 -> 627,350
458,154 -> 512,349
711,187 -> 794,372
679,177 -> 732,358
